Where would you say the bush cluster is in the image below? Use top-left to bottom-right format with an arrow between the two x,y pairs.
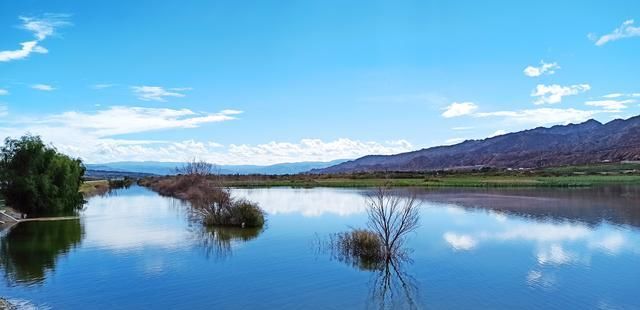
0,136 -> 85,216
140,175 -> 265,228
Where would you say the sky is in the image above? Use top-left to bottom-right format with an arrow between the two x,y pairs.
1,0 -> 639,165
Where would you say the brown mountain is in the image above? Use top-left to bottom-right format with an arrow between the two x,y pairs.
313,115 -> 640,173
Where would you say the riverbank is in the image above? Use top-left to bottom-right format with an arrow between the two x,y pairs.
219,175 -> 640,188
79,180 -> 110,197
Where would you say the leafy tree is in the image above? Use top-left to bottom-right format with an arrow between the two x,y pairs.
0,135 -> 85,216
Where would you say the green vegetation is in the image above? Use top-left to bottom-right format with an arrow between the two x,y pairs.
217,163 -> 640,188
0,135 -> 85,217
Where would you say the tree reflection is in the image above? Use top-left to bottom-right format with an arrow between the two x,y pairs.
0,220 -> 83,285
367,256 -> 419,310
192,225 -> 263,260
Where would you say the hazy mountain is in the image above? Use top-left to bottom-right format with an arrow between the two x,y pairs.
86,159 -> 348,176
313,116 -> 640,174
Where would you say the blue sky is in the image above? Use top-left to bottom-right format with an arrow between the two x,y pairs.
1,1 -> 639,164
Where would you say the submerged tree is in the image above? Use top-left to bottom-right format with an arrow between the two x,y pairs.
366,187 -> 420,259
0,135 -> 85,216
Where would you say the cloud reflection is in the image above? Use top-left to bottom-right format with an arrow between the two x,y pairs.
82,193 -> 191,251
233,188 -> 367,217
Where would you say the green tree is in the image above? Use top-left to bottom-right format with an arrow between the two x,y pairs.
0,135 -> 85,216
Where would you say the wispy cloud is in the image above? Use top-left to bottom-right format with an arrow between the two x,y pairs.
591,19 -> 640,46
91,83 -> 115,90
0,14 -> 70,62
452,126 -> 474,131
585,99 -> 635,111
132,86 -> 189,101
0,105 -> 7,117
523,61 -> 560,77
31,84 -> 55,91
444,138 -> 465,145
42,106 -> 241,136
531,84 -> 590,105
442,102 -> 478,118
0,89 -> 8,96
0,106 -> 247,163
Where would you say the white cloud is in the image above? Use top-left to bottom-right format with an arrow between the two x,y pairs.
489,130 -> 507,137
42,106 -> 241,136
31,84 -> 55,91
442,102 -> 478,118
225,138 -> 412,165
531,84 -> 591,105
523,61 -> 560,77
0,41 -> 48,62
91,84 -> 114,90
444,138 -> 465,145
476,108 -> 597,126
0,14 -> 70,62
132,86 -> 188,101
0,89 -> 8,96
0,106 -> 411,164
444,232 -> 477,251
585,99 -> 634,111
592,19 -> 640,46
602,93 -> 624,98
452,126 -> 473,131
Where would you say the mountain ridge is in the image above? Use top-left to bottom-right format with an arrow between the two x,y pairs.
312,116 -> 640,174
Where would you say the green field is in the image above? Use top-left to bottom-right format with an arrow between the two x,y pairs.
217,163 -> 640,188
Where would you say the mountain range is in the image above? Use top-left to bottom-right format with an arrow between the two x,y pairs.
313,116 -> 640,174
86,159 -> 348,176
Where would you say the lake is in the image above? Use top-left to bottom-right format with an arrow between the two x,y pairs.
1,185 -> 639,309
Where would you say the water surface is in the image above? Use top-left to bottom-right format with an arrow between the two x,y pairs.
0,185 -> 639,309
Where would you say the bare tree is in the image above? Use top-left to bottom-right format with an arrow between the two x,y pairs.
366,187 -> 420,259
175,158 -> 218,176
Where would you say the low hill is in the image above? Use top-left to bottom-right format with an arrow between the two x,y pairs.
86,159 -> 348,176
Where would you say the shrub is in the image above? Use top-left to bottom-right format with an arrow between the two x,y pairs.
326,229 -> 384,270
0,135 -> 85,216
200,199 -> 265,228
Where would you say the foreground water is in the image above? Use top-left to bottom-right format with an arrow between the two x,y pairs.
0,186 -> 639,309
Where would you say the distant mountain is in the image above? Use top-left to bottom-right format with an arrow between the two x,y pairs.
86,159 -> 348,176
313,116 -> 640,174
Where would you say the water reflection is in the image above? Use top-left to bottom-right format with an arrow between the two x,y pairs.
82,188 -> 192,251
368,257 -> 419,310
415,186 -> 640,228
232,188 -> 366,217
0,220 -> 83,285
192,225 -> 263,260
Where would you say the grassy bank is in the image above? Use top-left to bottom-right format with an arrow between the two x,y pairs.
79,180 -> 110,196
220,175 -> 640,188
216,163 -> 640,188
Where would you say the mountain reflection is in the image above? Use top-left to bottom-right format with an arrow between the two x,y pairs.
0,220 -> 83,285
413,186 -> 640,228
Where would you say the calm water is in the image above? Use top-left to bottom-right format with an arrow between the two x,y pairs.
1,185 -> 639,309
